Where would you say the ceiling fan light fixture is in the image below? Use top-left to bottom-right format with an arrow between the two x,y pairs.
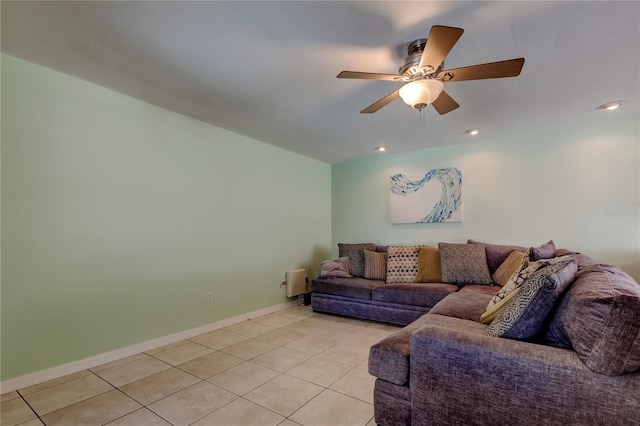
399,79 -> 444,110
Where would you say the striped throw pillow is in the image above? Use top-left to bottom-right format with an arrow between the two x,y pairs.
492,250 -> 526,287
364,250 -> 387,281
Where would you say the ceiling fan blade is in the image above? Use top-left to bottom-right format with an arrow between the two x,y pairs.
419,25 -> 464,71
337,71 -> 401,81
431,90 -> 460,115
440,58 -> 525,82
361,89 -> 401,113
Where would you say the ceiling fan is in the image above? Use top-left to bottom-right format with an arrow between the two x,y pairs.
337,25 -> 525,115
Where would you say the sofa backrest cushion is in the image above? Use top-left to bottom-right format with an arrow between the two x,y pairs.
545,264 -> 640,375
487,259 -> 577,339
467,239 -> 528,275
338,243 -> 376,277
439,242 -> 493,285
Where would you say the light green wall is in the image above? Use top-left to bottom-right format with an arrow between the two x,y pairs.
332,115 -> 640,281
1,55 -> 332,380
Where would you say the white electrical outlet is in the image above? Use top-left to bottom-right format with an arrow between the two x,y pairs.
206,292 -> 214,304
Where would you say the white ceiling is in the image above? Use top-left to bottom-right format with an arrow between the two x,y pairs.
2,1 -> 638,164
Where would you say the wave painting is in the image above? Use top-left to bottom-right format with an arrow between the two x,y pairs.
390,167 -> 462,223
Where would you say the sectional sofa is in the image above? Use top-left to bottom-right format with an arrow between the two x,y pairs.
311,241 -> 640,426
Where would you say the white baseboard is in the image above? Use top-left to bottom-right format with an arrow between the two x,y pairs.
0,300 -> 298,393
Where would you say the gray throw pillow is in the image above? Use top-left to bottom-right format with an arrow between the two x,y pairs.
439,242 -> 492,285
529,240 -> 556,261
487,259 -> 577,339
338,243 -> 376,277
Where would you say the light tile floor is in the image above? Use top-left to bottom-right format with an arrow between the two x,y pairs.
1,306 -> 400,426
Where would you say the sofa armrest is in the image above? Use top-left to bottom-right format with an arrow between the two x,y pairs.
409,324 -> 640,426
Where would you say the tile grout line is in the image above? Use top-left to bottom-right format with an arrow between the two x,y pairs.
14,390 -> 43,425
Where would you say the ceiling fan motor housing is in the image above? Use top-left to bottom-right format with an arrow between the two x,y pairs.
399,39 -> 443,78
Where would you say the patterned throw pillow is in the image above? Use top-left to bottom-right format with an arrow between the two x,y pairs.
364,250 -> 387,281
487,259 -> 577,339
415,247 -> 442,283
482,253 -> 573,323
492,250 -> 526,287
438,242 -> 492,285
386,245 -> 424,283
338,243 -> 376,277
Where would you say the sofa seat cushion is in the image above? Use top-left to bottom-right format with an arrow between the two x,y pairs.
545,264 -> 640,375
369,313 -> 486,386
312,277 -> 385,300
429,285 -> 500,322
372,283 -> 459,307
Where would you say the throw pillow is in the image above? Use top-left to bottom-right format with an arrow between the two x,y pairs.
364,250 -> 387,281
415,247 -> 442,283
338,243 -> 376,277
319,257 -> 352,278
386,245 -> 424,283
492,250 -> 526,287
467,239 -> 528,275
529,240 -> 556,261
487,259 -> 577,339
480,287 -> 522,324
439,242 -> 492,285
482,253 -> 574,322
544,264 -> 640,375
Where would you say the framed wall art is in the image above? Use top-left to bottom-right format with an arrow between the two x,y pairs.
390,167 -> 462,224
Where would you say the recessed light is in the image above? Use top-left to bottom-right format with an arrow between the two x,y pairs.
374,145 -> 386,152
465,129 -> 480,135
599,101 -> 621,111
